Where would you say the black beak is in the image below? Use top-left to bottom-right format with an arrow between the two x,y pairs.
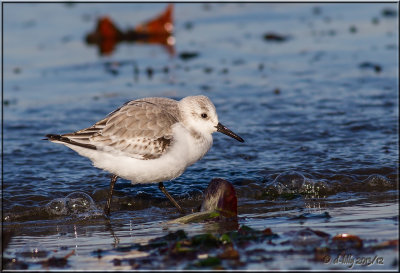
216,122 -> 244,143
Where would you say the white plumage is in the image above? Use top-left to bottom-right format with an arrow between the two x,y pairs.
46,95 -> 244,214
48,96 -> 241,184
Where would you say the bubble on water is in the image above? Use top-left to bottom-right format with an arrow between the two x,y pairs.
65,192 -> 95,214
271,171 -> 307,194
301,179 -> 331,197
264,171 -> 331,197
45,192 -> 102,219
65,192 -> 103,218
363,174 -> 392,189
16,241 -> 49,262
46,198 -> 67,216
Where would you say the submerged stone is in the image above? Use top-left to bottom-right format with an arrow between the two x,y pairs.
291,228 -> 327,251
168,178 -> 238,224
218,245 -> 240,260
263,32 -> 290,42
191,233 -> 220,248
194,256 -> 221,267
179,52 -> 199,61
201,178 -> 238,218
331,234 -> 363,249
149,230 -> 187,245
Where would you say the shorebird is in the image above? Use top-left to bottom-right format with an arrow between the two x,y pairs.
46,95 -> 244,216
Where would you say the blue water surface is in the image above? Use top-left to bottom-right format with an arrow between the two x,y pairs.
2,3 -> 398,270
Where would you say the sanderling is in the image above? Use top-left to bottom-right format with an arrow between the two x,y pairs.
46,95 -> 244,215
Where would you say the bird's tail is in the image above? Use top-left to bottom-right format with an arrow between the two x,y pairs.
44,134 -> 97,150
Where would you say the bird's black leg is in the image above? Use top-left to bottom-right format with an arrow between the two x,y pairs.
104,174 -> 118,216
104,218 -> 120,247
158,182 -> 185,214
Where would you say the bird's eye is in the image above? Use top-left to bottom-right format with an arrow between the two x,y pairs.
201,113 -> 208,119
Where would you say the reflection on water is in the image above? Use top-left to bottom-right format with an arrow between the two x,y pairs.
3,2 -> 398,270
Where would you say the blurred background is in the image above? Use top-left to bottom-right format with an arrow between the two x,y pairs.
2,2 -> 398,270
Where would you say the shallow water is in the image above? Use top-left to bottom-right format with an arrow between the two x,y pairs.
2,2 -> 398,270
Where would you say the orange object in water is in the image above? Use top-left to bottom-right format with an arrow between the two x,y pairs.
135,4 -> 174,35
85,4 -> 175,56
96,17 -> 121,55
98,16 -> 121,40
132,4 -> 175,55
85,16 -> 123,55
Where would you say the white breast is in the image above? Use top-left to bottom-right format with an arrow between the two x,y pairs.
179,125 -> 213,167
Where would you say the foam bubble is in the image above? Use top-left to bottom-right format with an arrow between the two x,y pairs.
363,174 -> 392,189
65,192 -> 96,214
46,198 -> 67,216
265,171 -> 331,197
274,171 -> 306,193
45,191 -> 102,218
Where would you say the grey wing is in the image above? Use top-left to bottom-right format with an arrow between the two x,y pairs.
62,100 -> 179,159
